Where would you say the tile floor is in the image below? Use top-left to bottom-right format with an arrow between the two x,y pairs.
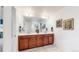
22,45 -> 63,52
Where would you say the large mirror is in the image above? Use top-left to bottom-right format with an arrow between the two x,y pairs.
23,16 -> 47,34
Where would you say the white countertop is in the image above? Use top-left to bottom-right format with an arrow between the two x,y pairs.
19,32 -> 54,36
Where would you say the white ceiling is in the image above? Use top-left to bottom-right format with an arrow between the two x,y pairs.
15,6 -> 64,17
31,6 -> 64,12
16,6 -> 64,12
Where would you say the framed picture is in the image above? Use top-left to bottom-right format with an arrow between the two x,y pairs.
63,18 -> 74,30
0,17 -> 3,25
0,32 -> 3,38
56,19 -> 62,28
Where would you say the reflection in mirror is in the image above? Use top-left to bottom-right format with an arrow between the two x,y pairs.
23,16 -> 47,34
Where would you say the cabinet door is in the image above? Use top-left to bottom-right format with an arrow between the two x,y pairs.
43,35 -> 49,45
48,35 -> 54,44
19,37 -> 29,51
29,36 -> 36,48
36,35 -> 43,47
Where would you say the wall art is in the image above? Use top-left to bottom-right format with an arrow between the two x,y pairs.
63,18 -> 74,30
56,19 -> 62,28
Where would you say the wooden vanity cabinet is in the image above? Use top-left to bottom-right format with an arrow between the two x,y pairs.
18,34 -> 54,51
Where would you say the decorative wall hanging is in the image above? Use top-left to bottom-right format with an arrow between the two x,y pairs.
35,28 -> 39,33
0,32 -> 3,38
51,27 -> 53,32
56,19 -> 62,28
63,18 -> 74,30
35,24 -> 39,33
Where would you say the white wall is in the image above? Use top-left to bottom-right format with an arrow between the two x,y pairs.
54,7 -> 79,52
3,7 -> 12,52
3,6 -> 16,52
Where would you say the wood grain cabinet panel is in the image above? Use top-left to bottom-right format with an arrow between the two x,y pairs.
48,34 -> 54,44
36,35 -> 43,47
19,38 -> 29,51
43,35 -> 49,45
29,36 -> 36,48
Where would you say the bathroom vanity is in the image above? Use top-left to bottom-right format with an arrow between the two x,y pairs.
18,33 -> 54,51
18,16 -> 54,51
